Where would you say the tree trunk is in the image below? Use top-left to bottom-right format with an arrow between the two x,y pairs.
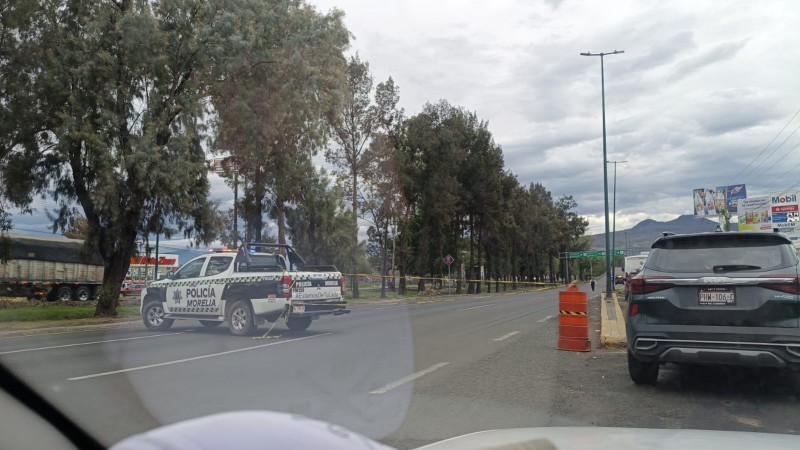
380,224 -> 388,298
95,237 -> 136,316
467,215 -> 475,294
253,169 -> 265,242
276,199 -> 286,244
351,204 -> 360,298
475,223 -> 482,294
486,250 -> 491,293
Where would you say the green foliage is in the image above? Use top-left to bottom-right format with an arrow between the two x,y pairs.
326,53 -> 376,216
392,102 -> 588,286
213,0 -> 349,244
286,168 -> 368,273
0,0 -> 293,315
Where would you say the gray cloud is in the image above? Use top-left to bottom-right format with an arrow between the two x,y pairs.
11,1 -> 800,241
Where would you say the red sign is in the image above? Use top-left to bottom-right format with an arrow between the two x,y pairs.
130,256 -> 177,266
443,254 -> 455,266
773,205 -> 799,213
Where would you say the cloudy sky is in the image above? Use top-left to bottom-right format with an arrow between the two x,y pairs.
11,0 -> 800,250
305,0 -> 800,235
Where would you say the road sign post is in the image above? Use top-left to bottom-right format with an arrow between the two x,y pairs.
443,254 -> 454,294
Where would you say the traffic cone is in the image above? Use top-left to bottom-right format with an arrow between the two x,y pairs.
557,284 -> 591,352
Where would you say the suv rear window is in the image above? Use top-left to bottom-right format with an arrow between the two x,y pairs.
646,234 -> 798,273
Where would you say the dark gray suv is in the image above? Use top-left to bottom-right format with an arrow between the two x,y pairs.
626,231 -> 800,384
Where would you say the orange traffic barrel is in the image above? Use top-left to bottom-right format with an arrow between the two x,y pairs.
557,284 -> 591,352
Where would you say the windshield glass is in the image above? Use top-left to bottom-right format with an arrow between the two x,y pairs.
1,1 -> 800,449
648,236 -> 799,273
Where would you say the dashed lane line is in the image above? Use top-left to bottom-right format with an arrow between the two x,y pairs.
493,331 -> 520,341
369,362 -> 450,395
68,333 -> 332,381
536,315 -> 555,323
457,303 -> 496,311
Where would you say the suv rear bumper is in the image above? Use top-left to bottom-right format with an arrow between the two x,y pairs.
628,326 -> 800,368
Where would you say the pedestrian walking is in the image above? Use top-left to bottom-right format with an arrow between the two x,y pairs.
590,279 -> 596,291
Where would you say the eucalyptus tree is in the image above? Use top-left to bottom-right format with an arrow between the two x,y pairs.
0,0 -> 253,315
214,1 -> 350,244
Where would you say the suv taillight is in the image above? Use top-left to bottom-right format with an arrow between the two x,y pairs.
281,276 -> 293,298
629,276 -> 674,295
757,275 -> 800,295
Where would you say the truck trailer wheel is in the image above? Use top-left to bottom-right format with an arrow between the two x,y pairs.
286,316 -> 312,331
228,300 -> 256,336
75,286 -> 92,302
56,286 -> 73,302
143,301 -> 174,331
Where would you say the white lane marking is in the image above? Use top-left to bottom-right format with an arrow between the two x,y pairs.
68,333 -> 332,381
536,315 -> 555,323
369,362 -> 450,395
457,303 -> 496,311
0,331 -> 192,356
368,305 -> 407,311
493,331 -> 520,341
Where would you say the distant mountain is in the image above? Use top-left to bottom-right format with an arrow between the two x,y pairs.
592,214 -> 720,255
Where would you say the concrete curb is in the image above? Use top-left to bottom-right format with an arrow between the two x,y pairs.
600,292 -> 627,348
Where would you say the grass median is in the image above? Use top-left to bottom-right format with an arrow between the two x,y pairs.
0,305 -> 140,322
0,297 -> 141,330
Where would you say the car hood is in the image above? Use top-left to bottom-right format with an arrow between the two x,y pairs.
416,427 -> 800,450
110,412 -> 800,450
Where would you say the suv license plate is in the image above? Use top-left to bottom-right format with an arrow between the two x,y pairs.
699,288 -> 735,306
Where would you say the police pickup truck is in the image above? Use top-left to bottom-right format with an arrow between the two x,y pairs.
140,243 -> 348,336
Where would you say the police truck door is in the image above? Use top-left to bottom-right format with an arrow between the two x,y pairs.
165,256 -> 218,316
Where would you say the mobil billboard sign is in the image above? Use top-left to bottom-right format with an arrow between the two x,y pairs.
770,192 -> 800,231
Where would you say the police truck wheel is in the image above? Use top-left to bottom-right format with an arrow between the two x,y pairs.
56,286 -> 73,302
228,300 -> 255,336
199,320 -> 222,328
143,302 -> 174,331
75,286 -> 91,302
286,316 -> 312,331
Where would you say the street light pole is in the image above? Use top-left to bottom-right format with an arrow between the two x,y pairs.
581,49 -> 624,298
607,159 -> 627,279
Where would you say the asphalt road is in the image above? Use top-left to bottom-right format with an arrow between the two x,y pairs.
2,280 -> 800,449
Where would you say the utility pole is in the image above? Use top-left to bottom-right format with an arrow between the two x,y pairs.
607,159 -> 627,278
581,49 -> 624,298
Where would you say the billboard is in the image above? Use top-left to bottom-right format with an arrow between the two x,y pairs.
726,184 -> 747,213
693,184 -> 747,216
737,196 -> 772,232
769,191 -> 800,232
